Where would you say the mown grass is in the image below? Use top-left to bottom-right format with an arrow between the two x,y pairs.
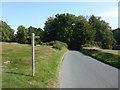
80,48 -> 120,69
2,42 -> 67,88
84,47 -> 120,55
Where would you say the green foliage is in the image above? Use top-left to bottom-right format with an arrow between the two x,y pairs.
80,49 -> 120,69
49,41 -> 55,45
35,28 -> 44,43
39,42 -> 50,46
39,41 -> 68,50
1,13 -> 117,50
16,25 -> 28,44
0,21 -> 15,42
43,17 -> 56,42
52,41 -> 68,50
27,26 -> 44,44
71,16 -> 96,50
15,25 -> 44,44
44,14 -> 115,50
112,28 -> 120,50
44,13 -> 96,50
89,15 -> 115,49
44,13 -> 76,45
2,42 -> 67,88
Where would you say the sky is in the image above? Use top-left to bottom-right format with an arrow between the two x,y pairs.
1,2 -> 119,33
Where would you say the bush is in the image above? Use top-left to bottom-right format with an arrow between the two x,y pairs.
49,41 -> 55,46
40,42 -> 49,46
52,41 -> 68,50
39,41 -> 68,50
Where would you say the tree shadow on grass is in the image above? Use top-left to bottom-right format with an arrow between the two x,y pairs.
4,71 -> 32,77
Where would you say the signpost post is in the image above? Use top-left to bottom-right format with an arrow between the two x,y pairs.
32,33 -> 35,77
28,33 -> 39,77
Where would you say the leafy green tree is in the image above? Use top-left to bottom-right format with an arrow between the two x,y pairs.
44,17 -> 59,42
112,28 -> 120,45
71,16 -> 96,50
35,28 -> 44,43
55,13 -> 76,46
44,13 -> 96,50
27,26 -> 44,44
16,25 -> 27,44
44,13 -> 76,47
0,21 -> 15,42
27,26 -> 36,44
89,15 -> 115,49
27,26 -> 36,36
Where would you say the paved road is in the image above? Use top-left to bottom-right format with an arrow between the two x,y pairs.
59,50 -> 118,88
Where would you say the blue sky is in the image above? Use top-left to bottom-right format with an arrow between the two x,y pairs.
2,2 -> 118,32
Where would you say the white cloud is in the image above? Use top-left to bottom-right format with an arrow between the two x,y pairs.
98,7 -> 118,18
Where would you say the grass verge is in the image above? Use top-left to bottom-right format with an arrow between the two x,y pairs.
2,42 -> 67,88
80,48 -> 120,69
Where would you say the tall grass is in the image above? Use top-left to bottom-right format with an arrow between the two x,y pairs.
80,48 -> 120,69
2,42 -> 67,88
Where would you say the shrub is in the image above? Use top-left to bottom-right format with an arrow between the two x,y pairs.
52,41 -> 68,50
40,41 -> 68,50
49,41 -> 55,46
40,42 -> 49,46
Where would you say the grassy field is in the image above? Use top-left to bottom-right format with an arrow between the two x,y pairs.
80,47 -> 120,69
2,42 -> 67,88
84,47 -> 120,55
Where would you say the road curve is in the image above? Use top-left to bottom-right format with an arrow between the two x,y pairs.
59,50 -> 118,88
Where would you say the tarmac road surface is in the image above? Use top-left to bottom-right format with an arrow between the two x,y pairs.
59,50 -> 118,88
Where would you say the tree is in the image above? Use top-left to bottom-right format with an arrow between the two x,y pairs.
27,26 -> 36,44
27,26 -> 44,44
89,15 -> 115,49
44,17 -> 56,42
35,28 -> 44,43
71,16 -> 96,50
112,28 -> 120,45
0,21 -> 15,42
16,25 -> 27,44
44,13 -> 77,47
44,13 -> 96,50
55,13 -> 76,46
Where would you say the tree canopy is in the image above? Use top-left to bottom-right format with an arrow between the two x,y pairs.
27,26 -> 44,44
16,25 -> 28,44
112,28 -> 120,45
1,13 -> 116,50
71,16 -> 95,49
44,13 -> 96,50
89,15 -> 115,49
44,14 -> 115,49
0,20 -> 15,42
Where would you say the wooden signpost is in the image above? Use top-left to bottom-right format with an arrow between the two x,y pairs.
28,33 -> 39,77
32,33 -> 35,77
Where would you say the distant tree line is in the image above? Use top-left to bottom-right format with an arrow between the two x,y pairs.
0,21 -> 44,44
0,13 -> 119,50
16,25 -> 44,44
43,14 -> 116,50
